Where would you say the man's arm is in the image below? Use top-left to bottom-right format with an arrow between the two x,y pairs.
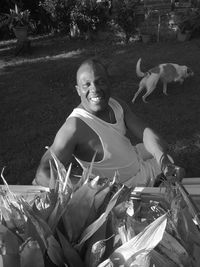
117,98 -> 185,180
117,98 -> 172,165
34,118 -> 78,186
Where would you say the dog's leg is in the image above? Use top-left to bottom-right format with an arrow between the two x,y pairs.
163,82 -> 168,95
142,87 -> 156,103
142,74 -> 160,103
132,85 -> 144,103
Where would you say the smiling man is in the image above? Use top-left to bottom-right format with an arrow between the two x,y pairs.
34,58 -> 183,187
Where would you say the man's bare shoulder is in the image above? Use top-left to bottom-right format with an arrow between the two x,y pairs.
60,116 -> 86,135
52,116 -> 85,151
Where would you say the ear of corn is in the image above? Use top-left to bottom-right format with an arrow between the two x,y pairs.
110,213 -> 167,265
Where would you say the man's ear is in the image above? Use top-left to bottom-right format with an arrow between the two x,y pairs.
75,85 -> 81,96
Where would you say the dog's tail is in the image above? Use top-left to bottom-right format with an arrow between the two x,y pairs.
136,58 -> 145,77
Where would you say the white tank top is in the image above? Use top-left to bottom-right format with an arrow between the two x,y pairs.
68,98 -> 140,183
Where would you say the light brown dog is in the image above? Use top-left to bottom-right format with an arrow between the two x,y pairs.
132,58 -> 194,103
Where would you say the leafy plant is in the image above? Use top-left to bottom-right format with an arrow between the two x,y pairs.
177,8 -> 200,36
0,4 -> 30,38
9,4 -> 30,28
70,0 -> 110,38
39,0 -> 75,34
113,0 -> 140,43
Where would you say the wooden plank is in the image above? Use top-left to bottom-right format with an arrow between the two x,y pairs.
0,180 -> 199,195
132,185 -> 200,197
0,179 -> 200,204
0,185 -> 49,194
182,177 -> 200,185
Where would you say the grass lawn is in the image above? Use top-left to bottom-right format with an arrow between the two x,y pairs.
0,35 -> 200,185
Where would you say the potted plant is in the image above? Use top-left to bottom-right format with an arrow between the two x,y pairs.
9,4 -> 30,42
0,4 -> 30,42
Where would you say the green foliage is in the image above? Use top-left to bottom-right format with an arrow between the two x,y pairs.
0,4 -> 30,30
112,0 -> 140,43
178,8 -> 200,37
39,0 -> 110,37
9,4 -> 30,28
70,0 -> 110,37
39,0 -> 75,34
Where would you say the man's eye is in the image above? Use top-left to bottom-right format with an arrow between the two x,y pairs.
82,82 -> 90,89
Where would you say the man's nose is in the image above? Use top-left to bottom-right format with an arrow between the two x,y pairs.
90,82 -> 100,92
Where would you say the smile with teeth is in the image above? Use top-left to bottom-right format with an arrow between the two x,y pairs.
90,96 -> 104,103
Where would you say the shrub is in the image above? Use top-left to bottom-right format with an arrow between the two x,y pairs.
112,0 -> 140,43
70,0 -> 110,38
39,0 -> 75,34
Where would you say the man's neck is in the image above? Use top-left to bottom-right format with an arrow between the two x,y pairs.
78,103 -> 115,123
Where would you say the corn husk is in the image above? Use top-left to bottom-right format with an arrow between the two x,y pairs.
150,249 -> 178,267
158,231 -> 193,267
108,213 -> 167,266
20,239 -> 44,267
56,229 -> 84,267
76,185 -> 124,249
0,224 -> 21,267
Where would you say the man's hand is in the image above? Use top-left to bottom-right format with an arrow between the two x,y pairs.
163,164 -> 185,183
160,153 -> 185,183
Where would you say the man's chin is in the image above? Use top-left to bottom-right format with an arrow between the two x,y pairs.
90,98 -> 108,108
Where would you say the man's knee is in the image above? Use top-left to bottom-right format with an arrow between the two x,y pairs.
135,143 -> 153,161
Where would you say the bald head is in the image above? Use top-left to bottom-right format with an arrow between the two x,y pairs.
76,58 -> 109,85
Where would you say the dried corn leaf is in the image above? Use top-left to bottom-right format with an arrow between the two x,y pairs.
73,152 -> 97,192
0,206 -> 17,230
1,168 -> 17,203
20,199 -> 53,253
94,187 -> 110,211
62,183 -> 102,243
76,186 -> 124,248
158,231 -> 192,266
0,224 -> 21,254
84,221 -> 107,267
150,249 -> 177,267
20,239 -> 44,267
109,213 -> 167,265
97,258 -> 113,267
49,160 -> 58,191
118,224 -> 128,244
180,206 -> 200,247
47,193 -> 70,232
46,235 -> 65,266
56,229 -> 84,267
48,148 -> 67,185
0,254 -> 20,267
32,191 -> 57,222
63,163 -> 73,193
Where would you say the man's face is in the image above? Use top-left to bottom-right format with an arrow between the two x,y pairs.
76,62 -> 110,114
